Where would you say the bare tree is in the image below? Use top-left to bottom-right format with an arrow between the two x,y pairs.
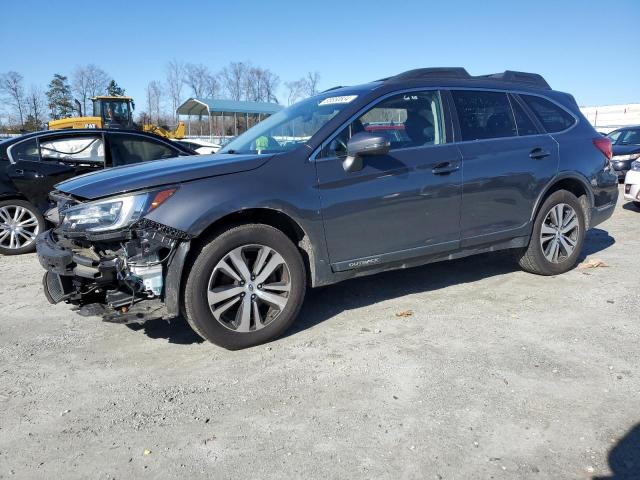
71,66 -> 89,116
145,81 -> 163,125
184,63 -> 213,98
285,78 -> 307,105
203,73 -> 220,98
244,66 -> 280,103
0,71 -> 27,127
304,71 -> 321,96
85,65 -> 110,110
166,60 -> 185,123
220,62 -> 248,101
25,86 -> 47,129
72,64 -> 110,116
283,72 -> 321,106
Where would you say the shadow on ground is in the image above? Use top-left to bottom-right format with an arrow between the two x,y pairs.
126,316 -> 204,345
622,201 -> 640,212
581,228 -> 616,259
131,228 -> 615,344
594,423 -> 640,480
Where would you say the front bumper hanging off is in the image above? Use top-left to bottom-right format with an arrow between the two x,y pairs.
36,228 -> 190,324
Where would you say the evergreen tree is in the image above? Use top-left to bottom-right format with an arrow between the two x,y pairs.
23,114 -> 42,132
107,79 -> 125,96
46,74 -> 74,119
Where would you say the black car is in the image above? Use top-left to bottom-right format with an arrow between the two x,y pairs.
607,126 -> 640,180
0,129 -> 194,255
36,68 -> 618,349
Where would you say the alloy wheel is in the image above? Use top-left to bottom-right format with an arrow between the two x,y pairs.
0,204 -> 40,251
539,203 -> 580,264
207,244 -> 292,332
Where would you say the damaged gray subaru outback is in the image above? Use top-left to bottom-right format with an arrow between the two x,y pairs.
37,68 -> 619,349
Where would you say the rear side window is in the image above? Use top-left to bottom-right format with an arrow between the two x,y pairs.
109,134 -> 177,166
616,129 -> 640,145
451,90 -> 516,140
509,95 -> 539,136
520,95 -> 575,133
8,138 -> 39,162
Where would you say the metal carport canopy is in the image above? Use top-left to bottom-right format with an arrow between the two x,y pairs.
176,98 -> 284,117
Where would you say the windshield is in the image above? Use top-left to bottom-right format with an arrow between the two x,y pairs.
220,92 -> 362,155
102,100 -> 132,125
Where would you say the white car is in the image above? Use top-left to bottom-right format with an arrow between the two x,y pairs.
623,161 -> 640,208
172,138 -> 221,155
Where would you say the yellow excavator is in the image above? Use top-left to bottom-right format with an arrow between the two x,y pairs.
48,96 -> 186,139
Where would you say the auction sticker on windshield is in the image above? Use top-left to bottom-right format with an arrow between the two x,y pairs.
319,95 -> 358,106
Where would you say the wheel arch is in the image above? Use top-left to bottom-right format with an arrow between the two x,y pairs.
185,207 -> 317,288
0,192 -> 29,202
531,174 -> 594,229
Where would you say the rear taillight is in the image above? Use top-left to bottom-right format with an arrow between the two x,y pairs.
593,137 -> 612,162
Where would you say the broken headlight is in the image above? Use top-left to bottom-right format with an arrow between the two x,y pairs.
61,189 -> 176,234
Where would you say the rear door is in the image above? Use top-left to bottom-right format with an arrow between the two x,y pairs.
450,90 -> 559,246
6,133 -> 105,211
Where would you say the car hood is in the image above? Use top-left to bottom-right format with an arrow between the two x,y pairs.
55,153 -> 271,200
612,144 -> 640,156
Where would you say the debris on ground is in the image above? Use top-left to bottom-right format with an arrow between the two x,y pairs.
577,258 -> 609,269
395,310 -> 413,318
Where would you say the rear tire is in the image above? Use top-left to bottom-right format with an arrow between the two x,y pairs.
517,190 -> 585,275
183,224 -> 306,349
0,199 -> 45,255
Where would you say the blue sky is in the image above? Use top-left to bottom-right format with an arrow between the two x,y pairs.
1,0 -> 638,109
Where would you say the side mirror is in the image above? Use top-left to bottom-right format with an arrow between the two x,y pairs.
342,132 -> 390,172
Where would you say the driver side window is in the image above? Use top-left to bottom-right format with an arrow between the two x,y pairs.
320,90 -> 445,159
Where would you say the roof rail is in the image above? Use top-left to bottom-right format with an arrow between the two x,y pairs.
322,85 -> 347,93
383,68 -> 551,90
478,70 -> 551,89
390,67 -> 471,82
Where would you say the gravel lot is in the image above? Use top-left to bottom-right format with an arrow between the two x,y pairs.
0,187 -> 638,479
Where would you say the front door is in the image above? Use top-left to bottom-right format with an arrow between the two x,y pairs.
6,133 -> 105,211
315,90 -> 462,270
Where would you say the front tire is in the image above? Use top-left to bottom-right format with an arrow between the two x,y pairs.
0,199 -> 45,255
184,224 -> 306,349
517,190 -> 585,275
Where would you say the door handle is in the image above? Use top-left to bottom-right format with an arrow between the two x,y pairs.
530,148 -> 551,159
14,169 -> 24,175
432,161 -> 460,175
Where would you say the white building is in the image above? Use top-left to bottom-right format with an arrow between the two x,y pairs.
579,103 -> 640,133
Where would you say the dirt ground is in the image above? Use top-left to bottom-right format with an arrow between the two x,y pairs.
0,186 -> 638,479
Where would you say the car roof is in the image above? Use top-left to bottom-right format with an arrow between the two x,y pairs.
0,128 -> 195,155
611,125 -> 640,131
327,68 -> 561,98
